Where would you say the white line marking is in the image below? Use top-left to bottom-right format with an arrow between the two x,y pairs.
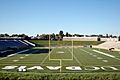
20,57 -> 24,59
89,53 -> 93,55
0,49 -> 29,60
97,57 -> 103,59
102,60 -> 108,62
93,50 -> 120,61
25,55 -> 29,56
93,55 -> 97,57
13,60 -> 19,62
57,51 -> 64,54
49,48 -> 55,60
40,54 -> 49,65
73,54 -> 83,66
93,50 -> 115,58
80,49 -> 90,54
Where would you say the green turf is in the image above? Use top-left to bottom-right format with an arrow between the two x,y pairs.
29,40 -> 104,47
0,47 -> 120,73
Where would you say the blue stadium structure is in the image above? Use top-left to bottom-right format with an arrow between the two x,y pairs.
0,40 -> 35,57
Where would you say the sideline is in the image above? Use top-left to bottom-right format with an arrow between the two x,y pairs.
0,49 -> 30,60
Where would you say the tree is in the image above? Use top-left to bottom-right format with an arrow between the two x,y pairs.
66,32 -> 69,37
4,33 -> 9,37
106,34 -> 109,38
0,34 -> 5,37
39,34 -> 49,40
98,34 -> 103,38
55,34 -> 59,40
37,34 -> 39,37
110,35 -> 113,38
59,30 -> 64,40
11,34 -> 19,37
0,34 -> 9,37
118,36 -> 120,41
24,36 -> 31,40
51,33 -> 55,40
18,34 -> 27,37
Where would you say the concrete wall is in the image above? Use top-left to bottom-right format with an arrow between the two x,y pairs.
101,38 -> 118,41
63,37 -> 118,41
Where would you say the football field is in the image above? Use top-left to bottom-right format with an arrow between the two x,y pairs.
0,47 -> 120,73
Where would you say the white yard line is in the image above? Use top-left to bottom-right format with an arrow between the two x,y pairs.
40,54 -> 49,65
81,48 -> 120,61
67,48 -> 74,60
92,50 -> 120,60
71,48 -> 83,66
80,49 -> 90,54
93,50 -> 115,58
73,54 -> 83,66
0,49 -> 29,60
93,49 -> 120,61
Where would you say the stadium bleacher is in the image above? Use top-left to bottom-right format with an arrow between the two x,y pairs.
0,40 -> 34,57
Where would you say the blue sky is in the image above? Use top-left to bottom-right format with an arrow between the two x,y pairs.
0,0 -> 120,36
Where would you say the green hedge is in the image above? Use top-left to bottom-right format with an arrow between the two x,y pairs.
0,72 -> 120,80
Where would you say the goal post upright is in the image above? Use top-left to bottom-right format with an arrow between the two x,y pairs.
48,33 -> 74,72
72,34 -> 74,60
49,34 -> 51,60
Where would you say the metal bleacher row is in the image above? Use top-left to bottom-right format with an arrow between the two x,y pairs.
0,40 -> 32,51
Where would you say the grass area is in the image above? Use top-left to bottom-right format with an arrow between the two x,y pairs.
29,40 -> 104,47
0,72 -> 120,80
0,47 -> 120,73
0,45 -> 120,79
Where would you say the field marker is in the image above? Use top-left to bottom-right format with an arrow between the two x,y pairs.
57,51 -> 64,54
93,55 -> 97,57
89,53 -> 93,55
48,34 -> 74,72
13,60 -> 19,62
25,55 -> 29,56
97,57 -> 103,59
102,60 -> 108,62
20,57 -> 24,59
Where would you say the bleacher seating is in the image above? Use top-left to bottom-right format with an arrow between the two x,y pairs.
0,40 -> 34,57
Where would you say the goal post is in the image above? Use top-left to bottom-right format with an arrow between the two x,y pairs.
48,34 -> 73,60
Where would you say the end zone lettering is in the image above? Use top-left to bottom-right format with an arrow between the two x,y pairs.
1,66 -> 120,72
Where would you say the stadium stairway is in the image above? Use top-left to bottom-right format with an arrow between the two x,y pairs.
24,40 -> 35,47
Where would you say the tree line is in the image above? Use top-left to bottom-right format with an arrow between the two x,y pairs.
0,31 -> 120,41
